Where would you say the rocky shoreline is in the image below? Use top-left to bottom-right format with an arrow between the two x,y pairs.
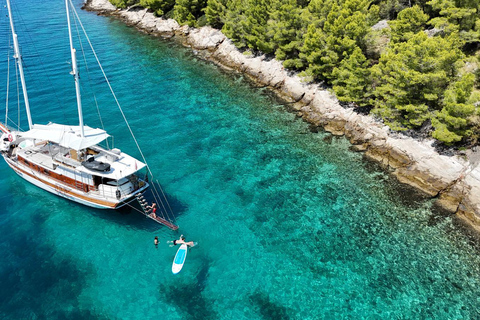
84,0 -> 480,232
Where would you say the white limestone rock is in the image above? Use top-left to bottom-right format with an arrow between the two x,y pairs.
212,40 -> 248,71
461,166 -> 480,217
86,0 -> 116,12
187,27 -> 225,50
257,58 -> 286,88
138,11 -> 158,30
155,19 -> 180,36
281,76 -> 311,102
120,8 -> 147,25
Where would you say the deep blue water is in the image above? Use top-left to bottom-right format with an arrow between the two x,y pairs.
1,1 -> 480,319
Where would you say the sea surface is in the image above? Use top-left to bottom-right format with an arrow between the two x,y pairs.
1,1 -> 480,319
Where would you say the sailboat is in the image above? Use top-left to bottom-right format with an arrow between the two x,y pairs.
0,0 -> 151,210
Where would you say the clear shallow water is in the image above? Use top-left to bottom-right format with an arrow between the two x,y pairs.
1,1 -> 480,319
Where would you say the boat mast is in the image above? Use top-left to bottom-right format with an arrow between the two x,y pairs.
65,0 -> 84,138
6,0 -> 33,130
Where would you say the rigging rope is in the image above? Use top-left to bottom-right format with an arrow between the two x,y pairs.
149,180 -> 173,223
5,0 -> 68,128
69,1 -> 176,224
71,10 -> 109,149
69,2 -> 149,173
153,179 -> 176,223
5,36 -> 11,125
5,116 -> 21,131
15,54 -> 20,131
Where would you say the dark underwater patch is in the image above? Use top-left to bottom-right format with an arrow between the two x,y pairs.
249,291 -> 292,320
0,207 -> 97,319
157,257 -> 217,320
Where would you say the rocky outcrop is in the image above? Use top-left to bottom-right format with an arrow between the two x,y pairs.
84,0 -> 480,232
83,0 -> 116,13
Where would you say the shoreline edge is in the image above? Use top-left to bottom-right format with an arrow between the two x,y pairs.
84,0 -> 480,233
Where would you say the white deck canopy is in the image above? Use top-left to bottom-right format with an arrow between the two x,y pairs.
20,123 -> 109,150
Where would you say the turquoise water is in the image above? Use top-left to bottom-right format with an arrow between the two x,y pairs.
1,1 -> 480,319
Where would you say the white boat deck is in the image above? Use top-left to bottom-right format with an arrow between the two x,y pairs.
17,144 -> 56,169
15,139 -> 146,180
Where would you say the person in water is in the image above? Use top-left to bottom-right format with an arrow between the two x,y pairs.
154,236 -> 159,248
168,235 -> 195,247
147,202 -> 157,218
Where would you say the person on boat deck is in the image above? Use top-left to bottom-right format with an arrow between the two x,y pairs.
170,235 -> 195,247
147,203 -> 157,218
154,236 -> 159,248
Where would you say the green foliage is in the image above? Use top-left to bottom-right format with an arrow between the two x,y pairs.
106,0 -> 480,145
300,0 -> 370,81
427,0 -> 480,42
173,0 -> 207,26
221,1 -> 247,48
304,0 -> 337,29
371,32 -> 465,129
267,0 -> 308,66
378,0 -> 410,20
205,0 -> 228,29
376,0 -> 431,19
221,0 -> 274,52
332,47 -> 372,106
243,0 -> 274,53
432,73 -> 479,144
389,5 -> 429,43
139,0 -> 175,15
109,0 -> 138,8
365,4 -> 380,27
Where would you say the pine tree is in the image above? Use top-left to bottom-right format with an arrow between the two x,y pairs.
109,0 -> 139,8
243,0 -> 274,53
432,73 -> 479,144
221,0 -> 273,52
173,0 -> 208,26
267,0 -> 306,68
221,0 -> 249,48
332,47 -> 372,106
371,32 -> 465,130
300,0 -> 370,81
205,0 -> 228,28
139,0 -> 175,16
427,0 -> 480,42
389,5 -> 429,43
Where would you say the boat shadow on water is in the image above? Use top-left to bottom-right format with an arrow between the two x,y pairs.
90,191 -> 188,231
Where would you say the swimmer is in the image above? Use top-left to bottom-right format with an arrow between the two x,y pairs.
167,235 -> 196,247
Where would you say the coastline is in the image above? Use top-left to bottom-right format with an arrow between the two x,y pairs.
84,0 -> 480,232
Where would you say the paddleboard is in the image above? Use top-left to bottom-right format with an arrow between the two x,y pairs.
172,243 -> 188,274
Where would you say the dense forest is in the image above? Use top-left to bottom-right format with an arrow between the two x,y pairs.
109,0 -> 480,146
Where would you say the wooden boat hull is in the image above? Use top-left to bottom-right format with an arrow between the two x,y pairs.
3,155 -> 148,209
